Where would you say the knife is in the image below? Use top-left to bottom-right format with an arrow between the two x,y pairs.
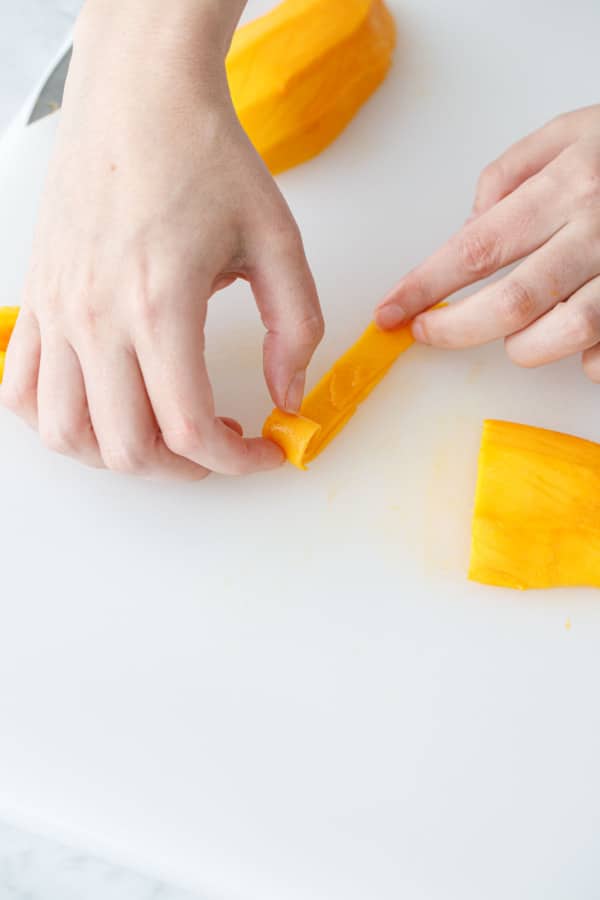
27,46 -> 72,126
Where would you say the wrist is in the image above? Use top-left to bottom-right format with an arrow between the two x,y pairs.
75,0 -> 246,68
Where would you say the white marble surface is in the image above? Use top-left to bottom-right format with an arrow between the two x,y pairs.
0,5 -> 206,897
0,822 -> 205,900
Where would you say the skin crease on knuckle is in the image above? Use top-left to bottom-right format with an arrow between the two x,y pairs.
498,279 -> 539,333
39,420 -> 86,457
101,437 -> 154,475
294,311 -> 325,348
456,228 -> 501,280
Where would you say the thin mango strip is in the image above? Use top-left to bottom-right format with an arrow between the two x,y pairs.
263,320 -> 416,469
0,307 -> 19,384
469,420 -> 600,590
0,307 -> 18,352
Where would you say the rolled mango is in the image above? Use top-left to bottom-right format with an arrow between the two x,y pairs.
263,320 -> 416,469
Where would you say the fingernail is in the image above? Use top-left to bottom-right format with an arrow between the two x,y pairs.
376,303 -> 407,330
412,318 -> 429,344
284,369 -> 306,413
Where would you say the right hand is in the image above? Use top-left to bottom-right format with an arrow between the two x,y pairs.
0,0 -> 324,480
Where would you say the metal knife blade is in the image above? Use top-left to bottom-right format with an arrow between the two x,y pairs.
27,47 -> 72,125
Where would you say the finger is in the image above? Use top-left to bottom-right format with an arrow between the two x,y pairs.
220,417 -> 244,436
376,165 -> 568,330
81,344 -> 211,481
473,114 -> 577,214
582,341 -> 600,383
0,309 -> 41,428
135,303 -> 284,475
37,334 -> 104,467
506,275 -> 600,367
250,227 -> 324,413
411,220 -> 600,349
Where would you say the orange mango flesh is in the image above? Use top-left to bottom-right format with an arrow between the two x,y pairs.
227,0 -> 396,175
0,307 -> 18,351
263,321 -> 415,469
469,420 -> 600,590
0,307 -> 18,383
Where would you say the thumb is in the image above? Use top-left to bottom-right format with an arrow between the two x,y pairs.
251,226 -> 324,413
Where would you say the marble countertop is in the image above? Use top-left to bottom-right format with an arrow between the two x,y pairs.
0,4 -> 203,898
0,823 -> 203,900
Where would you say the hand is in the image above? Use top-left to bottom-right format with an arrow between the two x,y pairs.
376,105 -> 600,382
0,0 -> 323,480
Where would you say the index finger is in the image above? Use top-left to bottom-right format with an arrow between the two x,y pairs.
375,163 -> 569,330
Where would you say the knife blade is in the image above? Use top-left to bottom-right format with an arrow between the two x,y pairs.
27,46 -> 72,125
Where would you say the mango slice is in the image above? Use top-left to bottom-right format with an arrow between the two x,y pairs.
263,321 -> 415,469
227,0 -> 396,174
0,307 -> 18,352
0,307 -> 18,383
469,420 -> 600,590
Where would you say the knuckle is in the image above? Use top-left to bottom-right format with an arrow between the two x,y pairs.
457,229 -> 501,278
498,280 -> 537,331
265,219 -> 304,259
566,305 -> 600,348
0,382 -> 28,413
102,439 -> 149,474
478,160 -> 504,193
296,311 -> 325,347
162,419 -> 205,459
71,298 -> 104,338
39,422 -> 81,456
132,284 -> 164,332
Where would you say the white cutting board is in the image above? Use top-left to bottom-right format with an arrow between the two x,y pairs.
1,2 -> 600,898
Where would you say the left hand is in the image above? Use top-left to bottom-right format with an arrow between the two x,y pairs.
375,104 -> 600,382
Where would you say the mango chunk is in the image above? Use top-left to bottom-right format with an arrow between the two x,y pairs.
227,0 -> 396,174
263,321 -> 415,469
469,420 -> 600,590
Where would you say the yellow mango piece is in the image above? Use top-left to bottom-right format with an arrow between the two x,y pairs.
263,321 -> 415,469
0,306 -> 18,352
469,420 -> 600,590
227,0 -> 396,174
